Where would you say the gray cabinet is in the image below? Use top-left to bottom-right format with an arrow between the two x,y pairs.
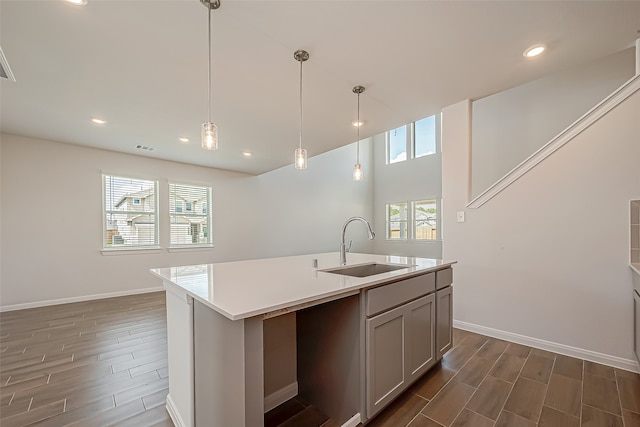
435,267 -> 453,360
365,274 -> 436,418
436,286 -> 453,360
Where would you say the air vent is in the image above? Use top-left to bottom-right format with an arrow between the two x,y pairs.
136,145 -> 155,152
0,46 -> 16,82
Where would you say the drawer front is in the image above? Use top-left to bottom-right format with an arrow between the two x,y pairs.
436,267 -> 453,290
366,273 -> 435,317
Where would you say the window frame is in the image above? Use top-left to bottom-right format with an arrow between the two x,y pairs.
385,113 -> 441,164
169,182 -> 213,249
385,198 -> 441,242
413,114 -> 441,159
385,201 -> 409,240
412,199 -> 438,241
102,174 -> 159,251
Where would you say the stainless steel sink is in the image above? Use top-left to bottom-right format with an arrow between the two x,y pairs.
321,262 -> 411,278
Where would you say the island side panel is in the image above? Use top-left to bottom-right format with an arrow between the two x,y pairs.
296,294 -> 361,425
165,287 -> 195,427
194,300 -> 264,427
263,313 -> 297,410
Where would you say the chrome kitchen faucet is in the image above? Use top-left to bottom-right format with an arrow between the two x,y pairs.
340,217 -> 375,265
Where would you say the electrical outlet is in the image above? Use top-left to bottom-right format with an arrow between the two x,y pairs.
457,211 -> 465,223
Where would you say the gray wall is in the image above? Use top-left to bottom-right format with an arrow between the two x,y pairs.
471,47 -> 635,198
0,133 -> 373,308
371,133 -> 443,259
443,90 -> 640,367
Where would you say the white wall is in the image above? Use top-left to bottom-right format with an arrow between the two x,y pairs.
0,133 -> 373,308
371,133 -> 443,259
472,48 -> 635,198
442,92 -> 640,369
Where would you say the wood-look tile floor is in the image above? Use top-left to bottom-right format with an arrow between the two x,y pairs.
3,293 -> 640,427
270,329 -> 640,427
0,292 -> 171,427
362,329 -> 640,427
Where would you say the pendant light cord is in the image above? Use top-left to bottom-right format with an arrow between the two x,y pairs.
207,6 -> 212,122
356,92 -> 360,163
299,58 -> 303,151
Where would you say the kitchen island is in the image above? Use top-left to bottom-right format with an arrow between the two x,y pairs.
151,252 -> 455,427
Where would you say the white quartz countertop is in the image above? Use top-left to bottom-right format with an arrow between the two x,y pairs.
151,252 -> 455,320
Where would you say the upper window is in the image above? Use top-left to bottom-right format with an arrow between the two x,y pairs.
169,183 -> 213,247
103,175 -> 158,249
388,126 -> 408,164
386,113 -> 441,164
414,116 -> 437,158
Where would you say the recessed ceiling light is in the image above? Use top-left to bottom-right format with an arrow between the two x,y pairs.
523,45 -> 546,58
178,137 -> 189,143
242,151 -> 252,157
66,0 -> 87,5
352,120 -> 364,127
91,117 -> 106,125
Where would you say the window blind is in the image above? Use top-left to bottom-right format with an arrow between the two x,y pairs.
169,183 -> 212,247
103,175 -> 158,249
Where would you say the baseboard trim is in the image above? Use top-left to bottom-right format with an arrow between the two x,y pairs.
166,394 -> 186,427
0,287 -> 164,312
264,381 -> 299,413
454,320 -> 640,373
341,413 -> 361,427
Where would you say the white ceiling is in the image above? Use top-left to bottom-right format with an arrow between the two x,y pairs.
1,0 -> 639,175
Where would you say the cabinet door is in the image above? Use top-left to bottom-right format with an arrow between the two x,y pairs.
366,304 -> 406,417
436,286 -> 453,360
407,294 -> 436,382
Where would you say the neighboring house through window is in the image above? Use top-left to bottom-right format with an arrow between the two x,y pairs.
103,175 -> 159,249
169,183 -> 213,247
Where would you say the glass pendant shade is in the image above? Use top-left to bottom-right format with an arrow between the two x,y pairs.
201,122 -> 218,150
353,163 -> 363,181
295,147 -> 307,170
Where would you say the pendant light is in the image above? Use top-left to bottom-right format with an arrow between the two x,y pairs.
201,0 -> 220,151
352,85 -> 365,181
294,49 -> 309,169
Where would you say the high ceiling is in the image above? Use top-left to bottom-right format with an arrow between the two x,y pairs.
1,0 -> 639,175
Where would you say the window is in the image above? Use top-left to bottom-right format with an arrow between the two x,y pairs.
386,113 -> 441,164
386,199 -> 439,241
103,175 -> 158,249
413,200 -> 437,240
414,116 -> 437,158
169,183 -> 212,247
386,202 -> 408,239
388,125 -> 408,164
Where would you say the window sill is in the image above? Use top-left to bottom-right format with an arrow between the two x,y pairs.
101,247 -> 162,256
384,239 -> 442,244
168,245 -> 214,253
